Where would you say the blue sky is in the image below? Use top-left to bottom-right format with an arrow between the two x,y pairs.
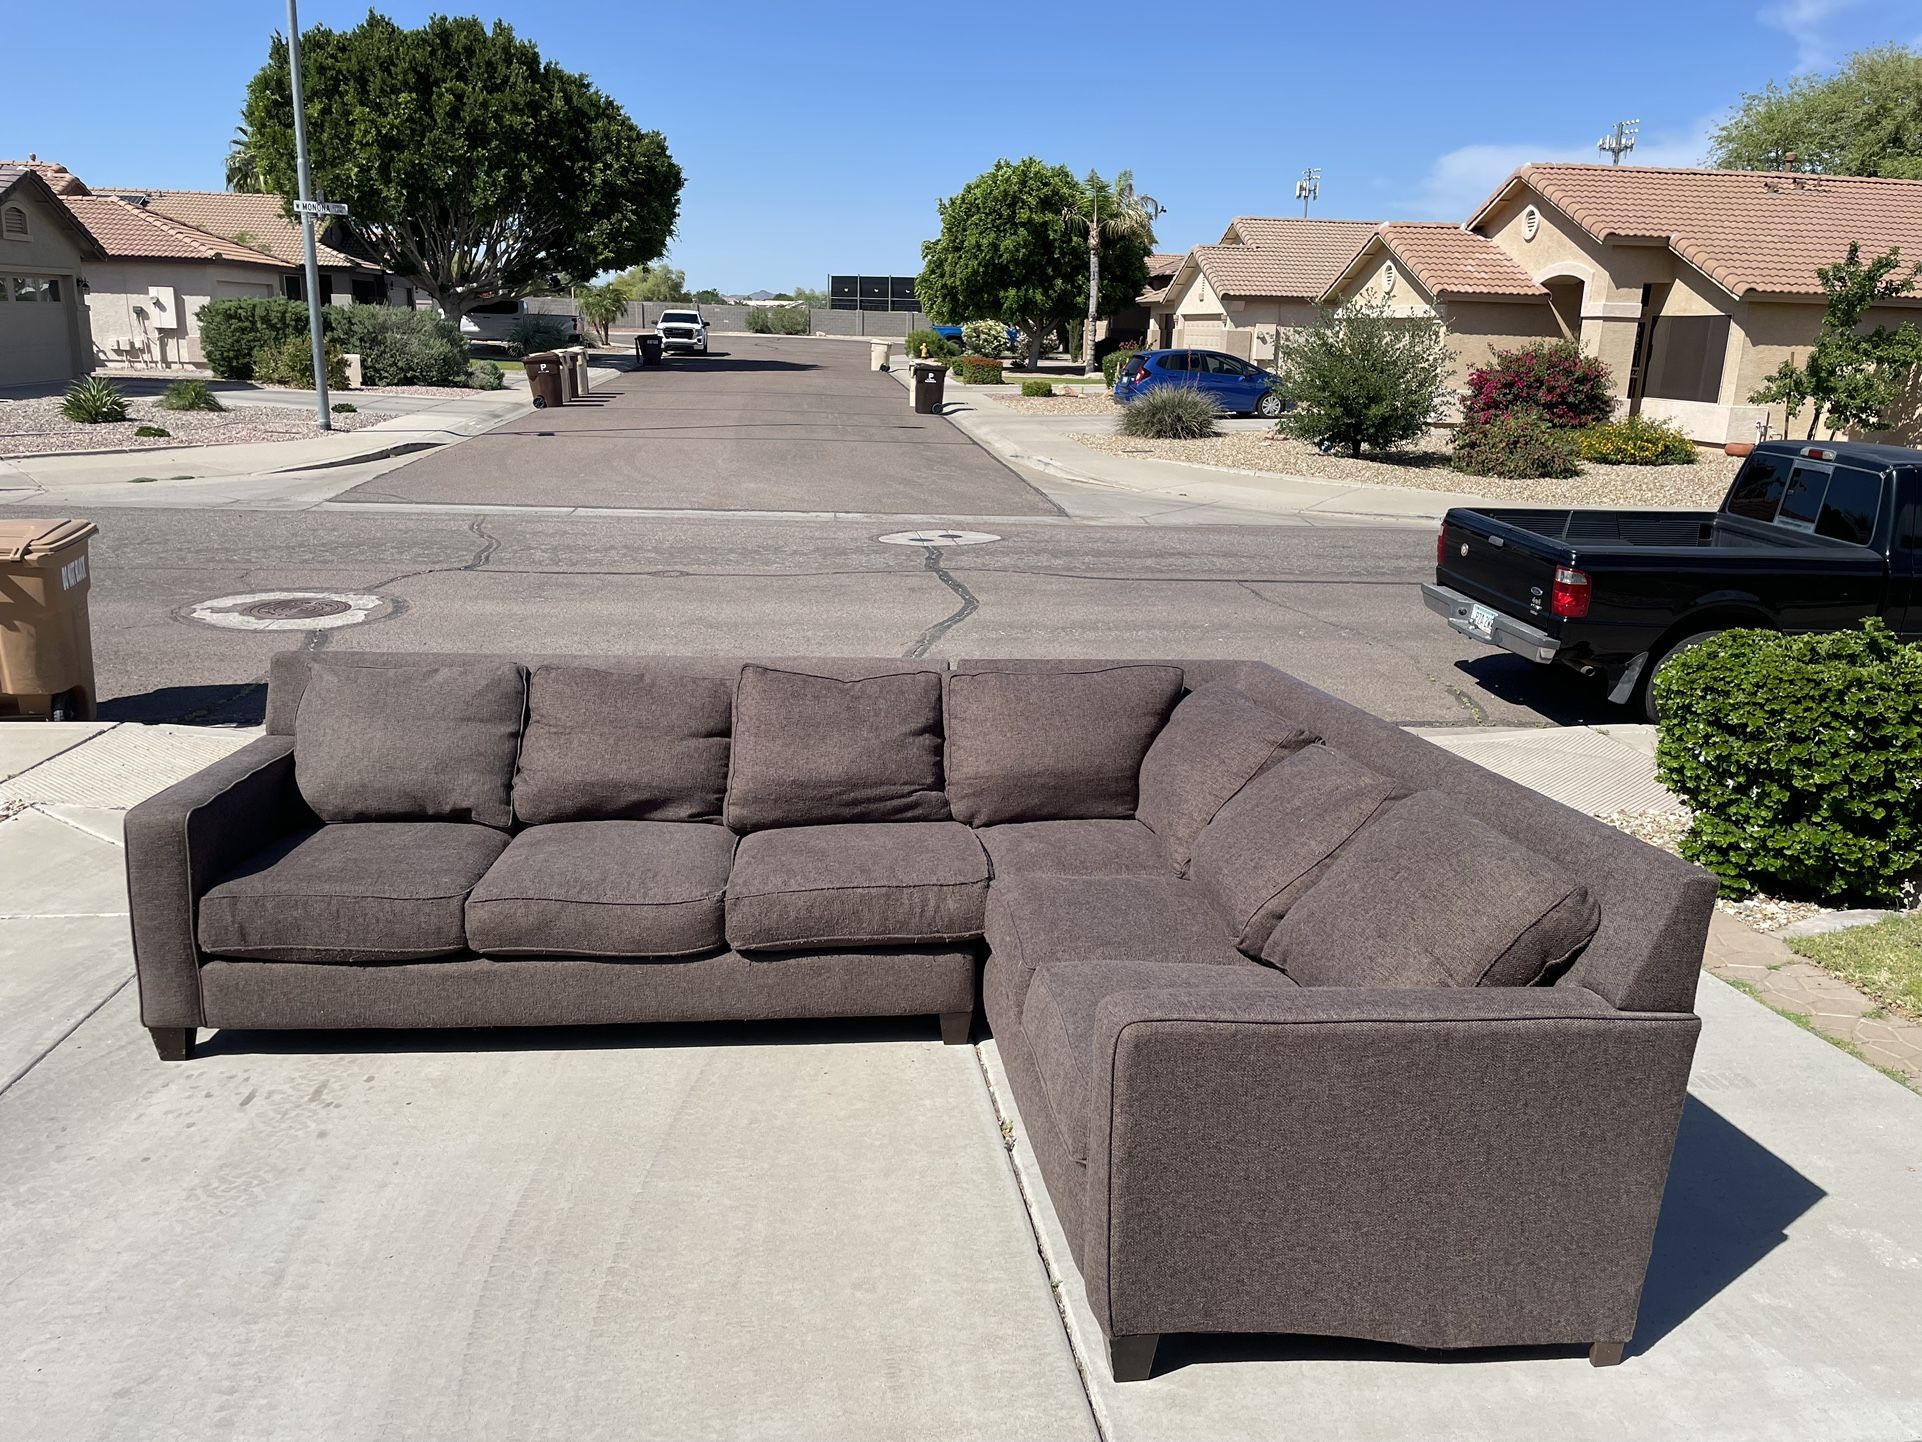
5,0 -> 1919,292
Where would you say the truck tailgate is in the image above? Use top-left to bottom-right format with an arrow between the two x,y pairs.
1437,512 -> 1565,620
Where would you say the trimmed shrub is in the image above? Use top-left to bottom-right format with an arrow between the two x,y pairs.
957,356 -> 1004,384
1119,385 -> 1222,439
905,328 -> 959,360
1654,620 -> 1922,905
468,360 -> 505,391
134,424 -> 170,438
332,307 -> 468,387
1102,348 -> 1138,387
962,319 -> 1008,357
331,402 -> 357,413
1020,379 -> 1054,397
505,314 -> 569,356
158,379 -> 224,412
1276,302 -> 1450,456
196,296 -> 315,379
252,335 -> 349,390
1578,415 -> 1699,465
60,376 -> 130,424
1464,339 -> 1614,428
1449,408 -> 1581,479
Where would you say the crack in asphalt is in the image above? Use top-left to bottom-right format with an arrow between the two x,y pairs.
905,546 -> 980,658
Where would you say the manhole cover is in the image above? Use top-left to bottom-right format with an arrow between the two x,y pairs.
183,590 -> 393,632
876,529 -> 1002,547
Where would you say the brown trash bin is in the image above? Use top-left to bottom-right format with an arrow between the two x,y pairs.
635,332 -> 663,367
0,517 -> 99,721
525,352 -> 565,409
911,360 -> 948,415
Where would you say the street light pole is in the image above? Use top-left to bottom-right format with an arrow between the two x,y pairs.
286,0 -> 331,429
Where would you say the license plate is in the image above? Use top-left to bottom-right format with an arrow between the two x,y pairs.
1467,603 -> 1497,639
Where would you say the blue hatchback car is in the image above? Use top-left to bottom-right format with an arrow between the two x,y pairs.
1113,349 -> 1284,418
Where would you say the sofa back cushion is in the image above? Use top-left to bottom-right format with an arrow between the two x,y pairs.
945,665 -> 1183,826
1136,684 -> 1318,874
724,665 -> 947,832
1188,743 -> 1402,955
293,661 -> 525,828
1262,790 -> 1601,987
513,666 -> 730,825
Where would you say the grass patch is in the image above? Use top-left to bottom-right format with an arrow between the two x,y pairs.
1787,914 -> 1922,1020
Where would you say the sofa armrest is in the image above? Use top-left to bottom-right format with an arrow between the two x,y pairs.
1080,982 -> 1699,1352
124,736 -> 306,1028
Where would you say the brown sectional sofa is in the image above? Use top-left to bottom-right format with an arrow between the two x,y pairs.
125,651 -> 1716,1383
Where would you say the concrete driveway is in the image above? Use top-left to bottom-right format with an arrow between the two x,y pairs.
344,337 -> 1063,517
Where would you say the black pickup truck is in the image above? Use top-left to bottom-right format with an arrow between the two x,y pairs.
1423,440 -> 1922,718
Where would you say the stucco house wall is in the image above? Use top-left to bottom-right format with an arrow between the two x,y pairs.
1340,261 -> 1559,390
0,182 -> 94,386
82,259 -> 282,368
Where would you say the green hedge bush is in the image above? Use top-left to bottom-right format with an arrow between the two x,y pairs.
905,328 -> 958,361
1578,415 -> 1698,466
1101,348 -> 1138,387
745,306 -> 808,335
468,360 -> 505,391
252,336 -> 349,390
197,297 -> 314,379
1020,379 -> 1054,397
331,307 -> 468,387
961,319 -> 1007,357
1119,385 -> 1221,439
1654,620 -> 1922,905
957,356 -> 1003,384
1449,408 -> 1580,479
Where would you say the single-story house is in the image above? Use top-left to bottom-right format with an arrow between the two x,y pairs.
1097,252 -> 1184,353
1147,217 -> 1378,360
0,164 -> 103,387
1324,164 -> 1922,444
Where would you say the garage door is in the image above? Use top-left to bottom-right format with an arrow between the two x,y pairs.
0,275 -> 79,387
1178,319 -> 1225,351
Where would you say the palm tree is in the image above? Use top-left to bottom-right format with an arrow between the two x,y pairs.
225,125 -> 268,194
1063,170 -> 1162,373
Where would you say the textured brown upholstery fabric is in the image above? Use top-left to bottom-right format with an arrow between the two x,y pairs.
199,945 -> 978,1030
944,665 -> 1183,826
292,662 -> 524,828
1188,743 -> 1404,955
1264,791 -> 1601,988
977,819 -> 1170,880
724,666 -> 948,831
513,667 -> 730,825
983,875 -> 1250,1015
1024,959 -> 1294,1161
198,822 -> 508,963
1136,684 -> 1318,873
466,822 -> 734,959
125,735 -> 312,1028
726,822 -> 989,951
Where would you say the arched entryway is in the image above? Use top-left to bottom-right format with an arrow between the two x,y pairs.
1543,277 -> 1583,340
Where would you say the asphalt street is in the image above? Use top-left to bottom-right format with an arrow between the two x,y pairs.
65,336 -> 1619,727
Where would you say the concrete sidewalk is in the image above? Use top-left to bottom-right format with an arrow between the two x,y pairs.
1,718 -> 1918,1441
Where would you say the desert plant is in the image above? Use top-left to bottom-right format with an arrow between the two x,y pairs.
1020,379 -> 1055,397
468,360 -> 505,391
331,307 -> 468,386
1449,408 -> 1581,479
1654,620 -> 1922,905
574,281 -> 631,344
1119,385 -> 1222,439
158,379 -> 225,412
195,296 -> 315,378
957,356 -> 1004,385
961,319 -> 1008,357
1578,415 -> 1699,465
905,328 -> 958,361
1275,301 -> 1450,457
331,402 -> 357,413
60,376 -> 131,424
1463,339 -> 1615,428
134,424 -> 170,438
1101,347 -> 1138,387
743,305 -> 807,335
504,313 -> 570,357
252,336 -> 349,390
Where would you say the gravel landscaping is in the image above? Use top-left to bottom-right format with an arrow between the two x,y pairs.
1068,426 -> 1741,506
0,393 -> 377,458
976,390 -> 1119,416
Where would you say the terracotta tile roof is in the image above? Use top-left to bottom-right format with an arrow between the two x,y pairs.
0,158 -> 89,195
1146,252 -> 1184,278
1224,216 -> 1379,253
123,190 -> 383,271
1371,223 -> 1546,299
62,195 -> 288,266
1187,218 -> 1379,298
1470,163 -> 1922,299
0,167 -> 105,257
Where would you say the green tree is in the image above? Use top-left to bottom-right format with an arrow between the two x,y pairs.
241,13 -> 682,321
918,157 -> 1148,369
1061,169 -> 1160,372
618,263 -> 691,302
691,287 -> 726,305
1711,44 -> 1922,178
1275,301 -> 1451,457
791,286 -> 828,308
1748,243 -> 1922,437
574,281 -> 631,344
224,124 -> 268,194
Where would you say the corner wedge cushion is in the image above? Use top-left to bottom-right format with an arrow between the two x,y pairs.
514,666 -> 731,825
944,665 -> 1183,826
292,661 -> 525,829
1135,684 -> 1318,873
724,666 -> 947,832
1187,744 -> 1403,956
1262,790 -> 1602,988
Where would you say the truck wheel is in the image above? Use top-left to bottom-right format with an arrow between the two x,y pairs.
1640,631 -> 1721,722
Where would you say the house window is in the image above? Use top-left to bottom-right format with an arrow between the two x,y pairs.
282,274 -> 303,301
1643,314 -> 1730,404
351,276 -> 385,305
2,206 -> 28,240
12,276 -> 42,302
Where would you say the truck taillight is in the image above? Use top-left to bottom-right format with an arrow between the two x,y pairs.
1550,565 -> 1591,618
1436,524 -> 1447,567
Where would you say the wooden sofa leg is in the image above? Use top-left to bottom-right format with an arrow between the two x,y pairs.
149,1027 -> 195,1062
1108,1333 -> 1160,1382
1589,1341 -> 1627,1368
938,1010 -> 972,1045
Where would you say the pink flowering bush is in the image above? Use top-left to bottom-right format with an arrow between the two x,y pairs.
1463,339 -> 1614,428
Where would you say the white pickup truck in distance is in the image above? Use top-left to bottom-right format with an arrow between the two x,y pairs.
656,310 -> 710,354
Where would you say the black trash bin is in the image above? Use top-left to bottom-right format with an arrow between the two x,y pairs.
912,360 -> 947,415
635,332 -> 664,367
525,351 -> 565,408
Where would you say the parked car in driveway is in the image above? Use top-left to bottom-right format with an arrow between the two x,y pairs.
459,298 -> 579,344
932,322 -> 1020,352
657,309 -> 710,355
1114,349 -> 1285,418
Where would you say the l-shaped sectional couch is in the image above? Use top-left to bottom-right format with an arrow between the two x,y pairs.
125,652 -> 1715,1382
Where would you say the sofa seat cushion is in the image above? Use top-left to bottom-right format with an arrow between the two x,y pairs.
944,665 -> 1183,826
466,821 -> 735,959
726,822 -> 989,952
978,819 -> 1171,880
1136,684 -> 1318,874
1023,959 -> 1297,1163
1263,791 -> 1602,989
1189,744 -> 1404,957
984,875 -> 1247,1014
198,822 -> 509,963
